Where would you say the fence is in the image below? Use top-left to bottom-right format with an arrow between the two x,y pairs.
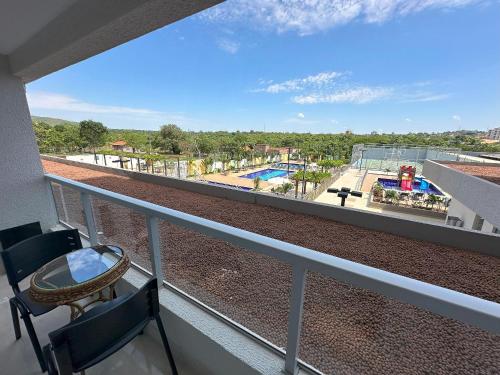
351,144 -> 462,174
45,172 -> 500,375
304,165 -> 350,200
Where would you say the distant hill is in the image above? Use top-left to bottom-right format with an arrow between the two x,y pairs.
32,116 -> 78,126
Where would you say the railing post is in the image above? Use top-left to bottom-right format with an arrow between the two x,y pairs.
284,265 -> 307,375
80,192 -> 98,246
56,184 -> 70,223
146,216 -> 164,287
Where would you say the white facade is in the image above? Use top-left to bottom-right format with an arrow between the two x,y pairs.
487,127 -> 500,140
447,198 -> 497,233
0,55 -> 58,234
423,160 -> 500,234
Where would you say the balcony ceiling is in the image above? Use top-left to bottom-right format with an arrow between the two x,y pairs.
0,0 -> 79,55
0,0 -> 223,82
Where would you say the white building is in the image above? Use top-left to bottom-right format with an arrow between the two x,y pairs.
487,127 -> 500,140
423,160 -> 500,233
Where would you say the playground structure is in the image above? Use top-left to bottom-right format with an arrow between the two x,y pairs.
398,165 -> 416,191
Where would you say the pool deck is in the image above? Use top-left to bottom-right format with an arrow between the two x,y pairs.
315,169 -> 447,225
200,166 -> 274,190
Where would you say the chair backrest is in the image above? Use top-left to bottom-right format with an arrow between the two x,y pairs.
0,221 -> 42,250
49,278 -> 159,373
0,229 -> 82,291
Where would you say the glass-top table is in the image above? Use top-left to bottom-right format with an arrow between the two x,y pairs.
30,245 -> 130,319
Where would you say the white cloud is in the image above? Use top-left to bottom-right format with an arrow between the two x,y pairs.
405,118 -> 412,122
452,114 -> 461,121
402,92 -> 450,102
252,71 -> 449,105
293,86 -> 393,104
297,112 -> 305,118
27,91 -> 163,116
203,0 -> 484,35
253,71 -> 344,93
216,38 -> 240,54
331,119 -> 339,124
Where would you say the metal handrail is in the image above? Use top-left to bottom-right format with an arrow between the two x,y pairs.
45,173 -> 500,375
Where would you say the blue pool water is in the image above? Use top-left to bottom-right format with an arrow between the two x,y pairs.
241,168 -> 294,181
377,178 -> 443,195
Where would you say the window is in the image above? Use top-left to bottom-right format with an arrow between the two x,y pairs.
472,215 -> 484,231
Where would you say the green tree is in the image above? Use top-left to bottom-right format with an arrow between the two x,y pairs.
33,121 -> 52,152
158,124 -> 185,154
79,120 -> 108,162
123,132 -> 147,153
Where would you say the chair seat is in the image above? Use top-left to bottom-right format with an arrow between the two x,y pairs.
16,289 -> 57,316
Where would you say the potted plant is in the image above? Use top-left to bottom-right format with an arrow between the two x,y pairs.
384,190 -> 398,204
372,182 -> 384,202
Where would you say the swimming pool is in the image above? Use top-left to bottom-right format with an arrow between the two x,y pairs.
240,168 -> 294,181
377,178 -> 443,195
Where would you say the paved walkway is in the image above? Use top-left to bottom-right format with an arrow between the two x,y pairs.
315,168 -> 446,225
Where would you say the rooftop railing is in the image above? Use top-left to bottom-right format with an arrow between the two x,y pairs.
45,173 -> 500,374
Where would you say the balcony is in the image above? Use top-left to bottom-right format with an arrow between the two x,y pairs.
1,1 -> 500,373
2,165 -> 499,374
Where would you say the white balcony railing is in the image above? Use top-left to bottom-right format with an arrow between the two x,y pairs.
45,173 -> 500,375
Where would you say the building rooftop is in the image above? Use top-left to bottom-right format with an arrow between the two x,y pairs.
441,162 -> 500,185
111,140 -> 127,146
43,158 -> 500,374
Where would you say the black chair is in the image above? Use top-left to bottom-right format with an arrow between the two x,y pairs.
0,229 -> 82,372
43,278 -> 178,375
0,221 -> 42,250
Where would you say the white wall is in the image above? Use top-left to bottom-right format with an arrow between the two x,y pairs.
423,160 -> 500,228
0,55 -> 57,236
447,199 -> 498,234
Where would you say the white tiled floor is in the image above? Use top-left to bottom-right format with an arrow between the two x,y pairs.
0,274 -> 174,375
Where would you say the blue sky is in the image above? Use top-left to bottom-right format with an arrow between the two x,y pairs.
27,0 -> 500,134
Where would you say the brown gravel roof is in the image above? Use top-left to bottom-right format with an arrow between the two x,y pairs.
441,162 -> 500,185
43,159 -> 500,374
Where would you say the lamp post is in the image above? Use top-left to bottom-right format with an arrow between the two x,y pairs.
287,147 -> 291,174
327,187 -> 363,207
301,156 -> 307,197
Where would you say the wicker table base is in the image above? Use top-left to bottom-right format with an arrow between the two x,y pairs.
30,246 -> 130,320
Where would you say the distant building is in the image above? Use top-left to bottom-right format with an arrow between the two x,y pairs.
486,127 -> 500,140
110,140 -> 132,152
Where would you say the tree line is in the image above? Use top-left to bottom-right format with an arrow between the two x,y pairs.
32,119 -> 500,161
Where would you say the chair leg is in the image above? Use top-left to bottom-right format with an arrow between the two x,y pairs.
155,317 -> 178,375
9,298 -> 21,340
43,345 -> 58,375
22,313 -> 47,373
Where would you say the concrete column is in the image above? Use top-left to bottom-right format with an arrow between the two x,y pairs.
0,55 -> 58,238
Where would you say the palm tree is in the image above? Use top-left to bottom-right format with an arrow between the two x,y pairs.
290,173 -> 300,198
253,176 -> 262,191
310,171 -> 322,190
281,182 -> 294,195
219,153 -> 231,174
201,157 -> 213,174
